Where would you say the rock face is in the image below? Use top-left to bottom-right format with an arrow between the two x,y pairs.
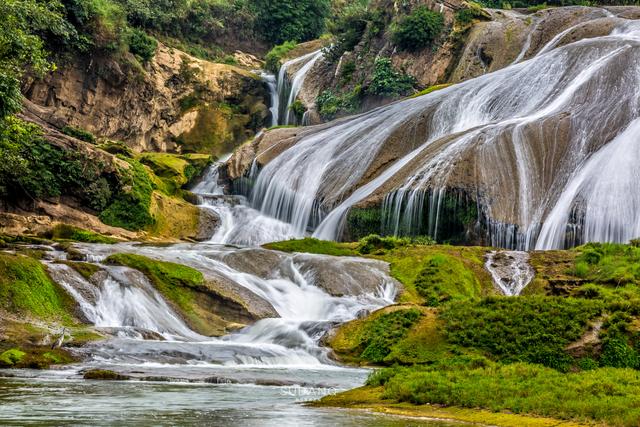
24,44 -> 269,154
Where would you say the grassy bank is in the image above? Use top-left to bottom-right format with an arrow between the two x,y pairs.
269,237 -> 640,425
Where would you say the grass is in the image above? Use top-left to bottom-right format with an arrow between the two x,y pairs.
409,83 -> 452,99
49,224 -> 118,244
372,361 -> 640,427
413,253 -> 482,306
441,296 -> 603,371
264,238 -> 357,256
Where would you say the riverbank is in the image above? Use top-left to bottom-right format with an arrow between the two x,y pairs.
269,237 -> 640,426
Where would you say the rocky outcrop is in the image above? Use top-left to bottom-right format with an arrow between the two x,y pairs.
23,44 -> 269,154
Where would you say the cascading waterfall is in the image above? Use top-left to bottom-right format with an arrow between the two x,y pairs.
485,251 -> 535,296
259,71 -> 279,126
247,14 -> 640,249
58,243 -> 396,367
276,50 -> 324,126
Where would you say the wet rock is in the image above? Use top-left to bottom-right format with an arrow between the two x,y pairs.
195,208 -> 220,242
83,369 -> 130,381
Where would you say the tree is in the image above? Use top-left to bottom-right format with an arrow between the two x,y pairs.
0,0 -> 70,118
251,0 -> 331,44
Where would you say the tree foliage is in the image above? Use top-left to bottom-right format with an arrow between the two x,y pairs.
251,0 -> 331,44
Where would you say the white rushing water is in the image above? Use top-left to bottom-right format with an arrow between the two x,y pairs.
276,49 -> 324,126
260,71 -> 280,126
56,242 -> 396,369
484,251 -> 535,296
242,14 -> 640,249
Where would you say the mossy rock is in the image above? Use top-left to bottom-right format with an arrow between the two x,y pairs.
83,369 -> 130,381
48,224 -> 119,244
0,252 -> 77,322
0,348 -> 25,367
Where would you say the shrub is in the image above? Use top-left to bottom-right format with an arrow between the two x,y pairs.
62,125 -> 96,143
391,6 -> 444,52
357,234 -> 411,255
367,58 -> 416,97
99,158 -> 155,230
289,99 -> 306,121
252,0 -> 330,44
358,309 -> 422,363
316,85 -> 362,120
441,296 -> 603,370
600,337 -> 639,369
455,7 -> 487,26
127,28 -> 157,63
264,41 -> 296,73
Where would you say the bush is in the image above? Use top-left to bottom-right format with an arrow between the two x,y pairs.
252,0 -> 330,44
391,6 -> 444,52
358,309 -> 422,363
264,40 -> 296,73
316,85 -> 362,120
441,296 -> 603,370
62,125 -> 96,143
357,234 -> 411,255
367,58 -> 416,97
289,99 -> 306,121
99,158 -> 155,230
127,28 -> 157,63
600,337 -> 639,369
414,254 -> 480,306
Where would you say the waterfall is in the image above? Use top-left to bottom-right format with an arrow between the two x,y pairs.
56,243 -> 396,366
276,50 -> 323,126
248,15 -> 640,249
259,72 -> 279,127
485,251 -> 535,296
536,118 -> 640,249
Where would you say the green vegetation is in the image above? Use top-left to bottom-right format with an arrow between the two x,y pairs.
0,252 -> 76,322
442,297 -> 603,370
391,6 -> 445,52
573,242 -> 640,284
316,86 -> 362,120
126,28 -> 157,63
370,361 -> 640,427
49,224 -> 118,244
367,58 -> 416,97
289,99 -> 306,122
414,254 -> 481,306
264,41 -> 297,73
0,348 -> 25,367
264,238 -> 357,256
99,157 -> 155,230
251,0 -> 331,44
409,83 -> 452,99
345,207 -> 382,241
58,261 -> 101,280
83,369 -> 130,380
138,152 -> 211,195
61,126 -> 96,143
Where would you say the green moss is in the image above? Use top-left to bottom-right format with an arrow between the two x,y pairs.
50,224 -> 118,244
138,152 -> 211,195
83,369 -> 130,381
265,40 -> 297,73
263,238 -> 357,256
61,126 -> 96,143
99,157 -> 155,231
0,348 -> 25,367
58,261 -> 101,281
0,253 -> 76,322
409,83 -> 452,99
97,140 -> 133,157
414,254 -> 482,306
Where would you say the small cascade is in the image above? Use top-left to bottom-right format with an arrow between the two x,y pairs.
47,263 -> 202,340
192,155 -> 301,246
54,243 -> 396,367
485,251 -> 535,296
276,50 -> 323,126
259,71 -> 279,126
